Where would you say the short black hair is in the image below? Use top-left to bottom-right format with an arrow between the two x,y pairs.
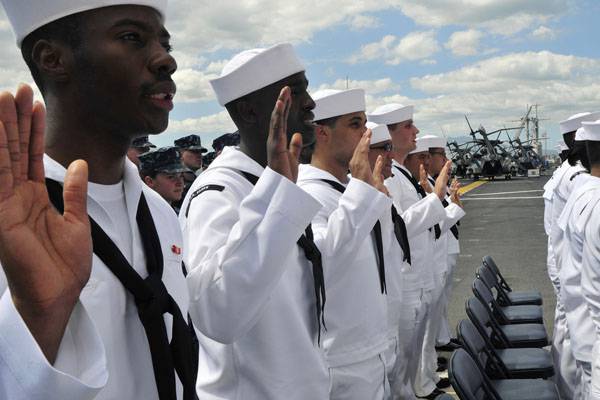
569,140 -> 589,170
563,131 -> 576,151
139,168 -> 158,179
20,13 -> 84,92
559,150 -> 569,162
587,141 -> 600,167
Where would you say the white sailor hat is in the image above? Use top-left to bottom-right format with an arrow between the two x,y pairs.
210,43 -> 305,106
409,136 -> 429,155
575,127 -> 586,142
419,134 -> 446,149
559,111 -> 600,134
582,120 -> 600,142
1,0 -> 168,46
312,89 -> 365,122
368,103 -> 414,125
366,122 -> 391,145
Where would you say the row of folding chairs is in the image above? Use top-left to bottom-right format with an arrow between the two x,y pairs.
448,256 -> 560,400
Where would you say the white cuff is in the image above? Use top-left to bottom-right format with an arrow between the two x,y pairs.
0,292 -> 107,400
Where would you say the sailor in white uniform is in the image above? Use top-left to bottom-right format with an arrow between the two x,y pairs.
580,121 -> 600,400
418,135 -> 465,352
364,122 -> 412,399
370,104 -> 449,399
0,2 -> 198,399
295,89 -> 392,399
559,121 -> 600,399
423,136 -> 464,351
402,138 -> 462,397
551,112 -> 600,399
179,44 -> 330,400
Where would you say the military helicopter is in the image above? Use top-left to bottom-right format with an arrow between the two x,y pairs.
447,140 -> 474,178
461,116 -> 519,180
506,136 -> 543,175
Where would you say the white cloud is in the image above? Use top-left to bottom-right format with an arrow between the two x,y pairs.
445,29 -> 484,57
378,51 -> 600,141
167,110 -> 236,135
351,31 -> 440,65
315,78 -> 398,95
532,25 -> 557,40
348,15 -> 380,31
411,51 -> 598,93
399,0 -> 570,36
166,0 -> 397,54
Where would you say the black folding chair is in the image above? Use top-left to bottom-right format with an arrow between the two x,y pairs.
466,297 -> 548,348
449,349 -> 559,400
472,277 -> 543,324
458,319 -> 554,379
482,256 -> 543,306
477,264 -> 541,307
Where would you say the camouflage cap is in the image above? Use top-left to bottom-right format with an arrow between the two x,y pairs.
212,131 -> 240,152
174,134 -> 207,153
139,146 -> 191,175
131,135 -> 156,149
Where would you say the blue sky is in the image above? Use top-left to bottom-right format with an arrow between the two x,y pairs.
1,0 -> 598,153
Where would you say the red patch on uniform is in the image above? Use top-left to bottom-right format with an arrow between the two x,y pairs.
171,245 -> 181,255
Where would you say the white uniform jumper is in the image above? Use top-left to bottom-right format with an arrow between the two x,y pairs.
558,174 -> 600,398
297,164 -> 392,400
179,147 -> 329,400
552,162 -> 588,399
544,160 -> 580,399
581,190 -> 600,400
0,156 -> 191,400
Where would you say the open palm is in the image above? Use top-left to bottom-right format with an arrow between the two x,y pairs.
0,85 -> 91,362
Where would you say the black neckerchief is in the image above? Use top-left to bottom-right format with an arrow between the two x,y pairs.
45,179 -> 198,400
320,179 -> 387,294
239,171 -> 327,345
428,176 -> 459,240
391,206 -> 411,264
394,166 -> 441,240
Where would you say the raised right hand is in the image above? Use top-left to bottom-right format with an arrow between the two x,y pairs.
267,86 -> 303,182
433,160 -> 452,201
0,85 -> 92,363
419,164 -> 433,194
349,129 -> 375,186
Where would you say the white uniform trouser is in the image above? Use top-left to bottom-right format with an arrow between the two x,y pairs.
329,353 -> 389,400
388,294 -> 421,400
410,288 -> 435,397
552,286 -> 580,400
577,359 -> 592,400
415,278 -> 445,397
590,342 -> 600,400
437,253 -> 458,345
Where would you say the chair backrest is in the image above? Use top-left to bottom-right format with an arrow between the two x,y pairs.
479,264 -> 511,304
477,265 -> 496,292
472,277 -> 493,303
482,255 -> 512,292
458,319 -> 508,378
474,277 -> 511,323
466,297 -> 508,347
449,349 -> 494,400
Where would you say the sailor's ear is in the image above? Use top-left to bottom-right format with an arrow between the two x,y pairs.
234,99 -> 258,125
31,39 -> 74,84
143,176 -> 155,186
